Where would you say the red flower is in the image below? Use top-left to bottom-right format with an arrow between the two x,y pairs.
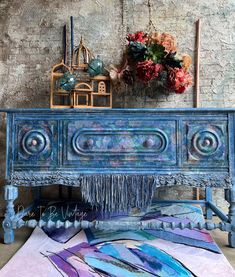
127,31 -> 148,44
168,67 -> 193,93
175,86 -> 186,94
136,60 -> 163,83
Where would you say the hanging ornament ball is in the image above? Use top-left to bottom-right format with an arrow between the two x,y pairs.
88,56 -> 104,77
58,71 -> 76,91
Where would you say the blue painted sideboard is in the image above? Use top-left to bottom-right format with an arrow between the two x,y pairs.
1,108 -> 235,246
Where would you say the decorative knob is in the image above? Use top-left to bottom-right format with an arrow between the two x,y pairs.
31,139 -> 38,146
202,139 -> 211,147
3,221 -> 11,228
86,138 -> 94,148
144,138 -> 155,148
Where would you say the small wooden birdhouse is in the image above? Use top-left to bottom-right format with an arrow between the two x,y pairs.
72,36 -> 92,70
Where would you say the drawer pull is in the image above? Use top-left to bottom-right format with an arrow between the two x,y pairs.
22,130 -> 48,155
202,139 -> 211,147
31,139 -> 38,146
86,138 -> 94,148
144,138 -> 155,148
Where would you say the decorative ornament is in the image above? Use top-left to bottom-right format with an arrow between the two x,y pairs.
116,31 -> 193,93
111,0 -> 193,94
73,36 -> 92,69
109,66 -> 121,81
57,71 -> 77,91
109,59 -> 133,84
88,56 -> 104,77
50,17 -> 112,109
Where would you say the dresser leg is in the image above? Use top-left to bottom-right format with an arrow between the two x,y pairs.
2,185 -> 18,244
228,186 -> 235,248
205,188 -> 213,219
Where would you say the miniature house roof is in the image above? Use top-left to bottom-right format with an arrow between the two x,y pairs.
72,36 -> 92,69
52,61 -> 70,73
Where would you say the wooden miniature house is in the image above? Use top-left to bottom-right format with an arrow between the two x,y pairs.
50,37 -> 112,109
50,61 -> 72,108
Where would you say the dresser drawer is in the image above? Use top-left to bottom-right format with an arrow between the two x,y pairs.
63,117 -> 177,170
13,120 -> 58,168
183,120 -> 228,167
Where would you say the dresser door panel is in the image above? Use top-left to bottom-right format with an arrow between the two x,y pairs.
183,120 -> 228,167
13,120 -> 58,167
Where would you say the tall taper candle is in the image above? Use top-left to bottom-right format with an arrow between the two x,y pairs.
70,16 -> 74,67
63,24 -> 67,64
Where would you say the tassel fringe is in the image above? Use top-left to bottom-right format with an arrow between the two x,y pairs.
80,174 -> 156,213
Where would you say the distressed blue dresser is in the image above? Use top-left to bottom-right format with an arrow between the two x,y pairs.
1,108 -> 235,247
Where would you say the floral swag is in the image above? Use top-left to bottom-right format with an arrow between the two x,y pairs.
110,31 -> 193,94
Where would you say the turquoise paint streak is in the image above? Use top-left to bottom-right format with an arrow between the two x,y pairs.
84,254 -> 153,277
99,243 -> 143,266
138,244 -> 192,277
99,243 -> 192,277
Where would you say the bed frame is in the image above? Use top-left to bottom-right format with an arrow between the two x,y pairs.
1,108 -> 235,246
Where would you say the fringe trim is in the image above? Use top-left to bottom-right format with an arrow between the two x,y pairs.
80,174 -> 156,213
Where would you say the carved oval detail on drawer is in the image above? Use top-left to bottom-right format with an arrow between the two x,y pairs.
21,130 -> 50,155
71,129 -> 169,155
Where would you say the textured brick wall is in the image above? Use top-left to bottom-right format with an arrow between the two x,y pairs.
0,0 -> 235,214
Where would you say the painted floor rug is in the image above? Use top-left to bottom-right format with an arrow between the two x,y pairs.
0,203 -> 234,276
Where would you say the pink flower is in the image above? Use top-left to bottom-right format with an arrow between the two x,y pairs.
136,60 -> 163,83
168,67 -> 193,93
127,31 -> 148,44
150,32 -> 177,53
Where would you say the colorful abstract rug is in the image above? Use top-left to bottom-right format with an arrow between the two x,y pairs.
0,203 -> 234,276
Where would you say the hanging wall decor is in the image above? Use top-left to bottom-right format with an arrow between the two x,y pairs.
124,31 -> 193,93
50,17 -> 112,109
110,0 -> 193,94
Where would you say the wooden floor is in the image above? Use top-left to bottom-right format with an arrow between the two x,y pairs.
0,217 -> 234,270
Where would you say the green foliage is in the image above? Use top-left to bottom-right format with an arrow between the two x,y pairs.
145,44 -> 166,64
164,53 -> 182,68
128,41 -> 147,61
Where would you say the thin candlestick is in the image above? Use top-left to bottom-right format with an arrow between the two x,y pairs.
70,16 -> 74,67
63,24 -> 67,65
